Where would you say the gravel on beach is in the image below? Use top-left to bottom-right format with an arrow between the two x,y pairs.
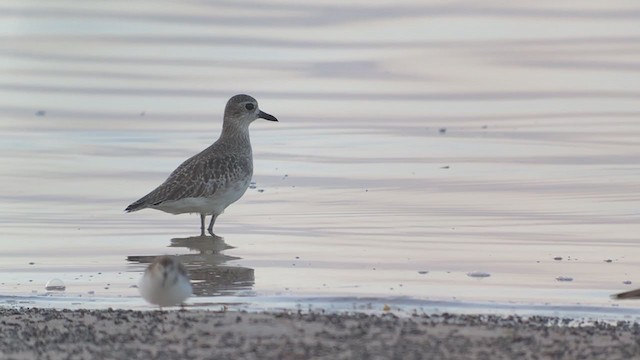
1,308 -> 639,359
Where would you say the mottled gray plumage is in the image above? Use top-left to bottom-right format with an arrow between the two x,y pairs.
125,94 -> 278,235
126,144 -> 251,209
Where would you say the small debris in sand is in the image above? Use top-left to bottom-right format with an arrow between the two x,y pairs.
257,189 -> 265,193
556,276 -> 573,282
440,166 -> 450,169
418,271 -> 428,275
604,259 -> 613,263
467,271 -> 491,278
35,110 -> 46,116
623,280 -> 632,285
553,257 -> 562,261
28,262 -> 35,265
439,128 -> 447,134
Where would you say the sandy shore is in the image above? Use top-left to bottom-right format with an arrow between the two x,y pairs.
1,308 -> 639,359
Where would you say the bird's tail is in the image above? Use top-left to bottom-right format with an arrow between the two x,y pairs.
611,288 -> 640,300
124,199 -> 147,213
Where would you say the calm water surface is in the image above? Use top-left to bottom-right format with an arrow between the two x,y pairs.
1,1 -> 640,316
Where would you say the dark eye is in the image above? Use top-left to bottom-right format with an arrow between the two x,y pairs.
245,103 -> 255,111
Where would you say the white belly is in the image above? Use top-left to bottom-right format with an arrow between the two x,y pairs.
152,179 -> 250,215
139,273 -> 192,307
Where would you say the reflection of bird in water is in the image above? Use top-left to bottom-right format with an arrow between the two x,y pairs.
128,235 -> 254,297
170,234 -> 235,255
124,94 -> 278,236
139,256 -> 192,309
612,288 -> 640,300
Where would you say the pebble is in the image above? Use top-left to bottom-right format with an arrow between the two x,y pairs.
45,278 -> 66,291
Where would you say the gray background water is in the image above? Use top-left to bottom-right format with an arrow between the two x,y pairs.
1,1 -> 639,312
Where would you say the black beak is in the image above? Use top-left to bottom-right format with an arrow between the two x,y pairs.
258,110 -> 278,122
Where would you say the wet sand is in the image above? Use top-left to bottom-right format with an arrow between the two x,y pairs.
1,308 -> 639,359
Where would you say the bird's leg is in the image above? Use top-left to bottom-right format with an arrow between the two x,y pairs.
207,215 -> 218,236
200,214 -> 206,236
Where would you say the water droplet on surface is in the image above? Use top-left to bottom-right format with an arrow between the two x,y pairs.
45,278 -> 66,291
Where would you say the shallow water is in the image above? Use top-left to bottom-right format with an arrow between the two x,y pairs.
1,1 -> 640,317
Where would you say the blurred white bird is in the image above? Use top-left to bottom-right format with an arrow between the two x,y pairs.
139,256 -> 192,309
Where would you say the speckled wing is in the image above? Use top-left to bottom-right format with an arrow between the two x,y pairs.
125,149 -> 251,212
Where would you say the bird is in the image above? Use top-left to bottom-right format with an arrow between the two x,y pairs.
125,94 -> 278,235
139,255 -> 192,309
611,288 -> 640,300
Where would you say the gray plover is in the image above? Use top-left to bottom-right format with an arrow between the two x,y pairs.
125,94 -> 278,235
139,255 -> 192,308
